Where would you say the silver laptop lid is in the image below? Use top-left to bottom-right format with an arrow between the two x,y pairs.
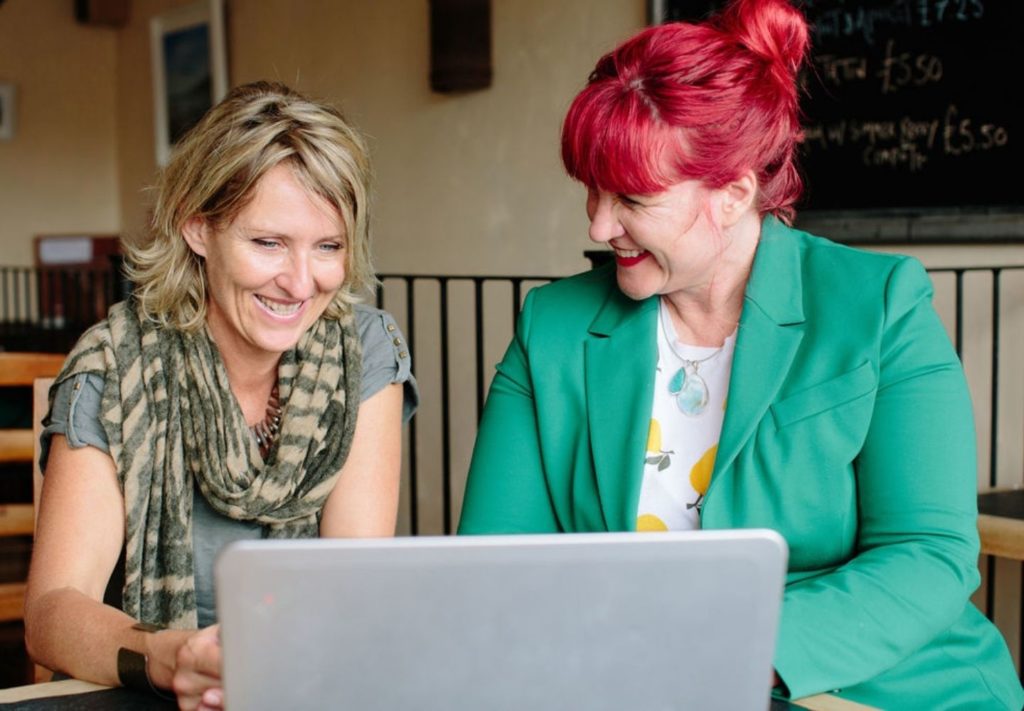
216,530 -> 787,711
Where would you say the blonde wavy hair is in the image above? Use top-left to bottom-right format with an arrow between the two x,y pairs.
125,81 -> 375,332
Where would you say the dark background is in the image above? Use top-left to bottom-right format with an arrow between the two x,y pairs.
654,0 -> 1020,213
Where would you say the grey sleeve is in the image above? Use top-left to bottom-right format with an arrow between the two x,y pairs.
39,372 -> 110,471
355,304 -> 420,422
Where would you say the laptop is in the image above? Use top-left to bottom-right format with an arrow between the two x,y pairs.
216,530 -> 788,711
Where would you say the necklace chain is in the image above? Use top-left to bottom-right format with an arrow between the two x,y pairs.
659,300 -> 726,372
659,300 -> 725,417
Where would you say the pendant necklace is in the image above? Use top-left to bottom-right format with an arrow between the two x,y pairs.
660,300 -> 725,417
251,384 -> 282,460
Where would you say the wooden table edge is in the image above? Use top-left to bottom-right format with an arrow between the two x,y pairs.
0,680 -> 875,708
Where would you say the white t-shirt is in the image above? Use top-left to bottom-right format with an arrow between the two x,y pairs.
635,299 -> 736,532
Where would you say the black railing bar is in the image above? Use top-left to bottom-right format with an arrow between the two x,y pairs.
474,278 -> 485,424
94,270 -> 102,320
404,277 -> 419,536
984,270 -> 1001,622
51,270 -> 61,321
45,269 -> 52,324
379,272 -> 556,282
954,270 -> 964,359
989,269 -> 1001,491
512,279 -> 523,325
82,271 -> 91,325
389,268 -> 1024,280
12,269 -> 22,323
66,271 -> 76,324
6,268 -> 13,321
104,270 -> 113,317
439,278 -> 453,534
83,271 -> 93,327
27,270 -> 36,324
926,266 -> 1024,274
59,270 -> 68,326
75,270 -> 86,326
1,269 -> 8,322
19,269 -> 29,322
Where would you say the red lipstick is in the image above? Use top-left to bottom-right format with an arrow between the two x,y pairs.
615,251 -> 650,267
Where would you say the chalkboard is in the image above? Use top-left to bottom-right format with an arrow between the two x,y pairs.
651,1 -> 1020,212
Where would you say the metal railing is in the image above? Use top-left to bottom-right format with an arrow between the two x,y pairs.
374,274 -> 554,536
3,262 -> 1024,669
0,264 -> 130,353
2,264 -> 1023,526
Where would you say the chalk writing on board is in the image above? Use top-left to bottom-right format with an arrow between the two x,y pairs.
804,104 -> 1008,173
661,0 -> 1017,209
813,40 -> 942,93
807,0 -> 985,45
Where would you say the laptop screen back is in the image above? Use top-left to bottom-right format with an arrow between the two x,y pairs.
216,530 -> 787,711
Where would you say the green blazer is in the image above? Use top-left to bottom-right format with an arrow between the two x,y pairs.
459,217 -> 1023,709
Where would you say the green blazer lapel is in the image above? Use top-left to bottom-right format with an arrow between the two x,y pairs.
713,218 -> 806,483
584,287 -> 658,532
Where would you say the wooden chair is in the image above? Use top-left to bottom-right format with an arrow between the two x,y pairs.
30,377 -> 56,683
978,490 -> 1024,561
0,353 -> 64,624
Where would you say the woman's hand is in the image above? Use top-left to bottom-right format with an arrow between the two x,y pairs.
166,625 -> 223,710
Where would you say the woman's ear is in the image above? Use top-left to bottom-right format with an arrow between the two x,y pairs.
716,170 -> 758,228
181,217 -> 210,258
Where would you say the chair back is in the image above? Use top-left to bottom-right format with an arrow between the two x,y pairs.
0,354 -> 64,633
0,353 -> 65,388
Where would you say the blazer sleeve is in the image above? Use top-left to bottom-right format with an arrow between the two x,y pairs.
774,257 -> 982,698
458,289 -> 561,534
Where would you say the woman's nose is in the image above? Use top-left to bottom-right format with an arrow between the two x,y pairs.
587,192 -> 625,244
277,252 -> 314,298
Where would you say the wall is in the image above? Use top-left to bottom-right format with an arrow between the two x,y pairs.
0,0 -> 121,267
113,0 -> 643,275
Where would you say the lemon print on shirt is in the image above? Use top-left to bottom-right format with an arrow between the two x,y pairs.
637,514 -> 669,532
644,418 -> 673,471
687,444 -> 717,511
646,419 -> 661,452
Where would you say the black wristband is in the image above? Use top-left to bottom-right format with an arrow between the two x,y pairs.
117,647 -> 173,699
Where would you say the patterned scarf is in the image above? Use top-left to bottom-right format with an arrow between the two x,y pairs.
52,300 -> 361,628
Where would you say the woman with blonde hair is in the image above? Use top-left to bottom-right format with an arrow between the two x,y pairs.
26,81 -> 417,710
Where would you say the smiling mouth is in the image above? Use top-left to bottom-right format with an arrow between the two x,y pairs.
255,294 -> 304,316
613,249 -> 650,267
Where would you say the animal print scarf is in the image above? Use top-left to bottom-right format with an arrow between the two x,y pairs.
53,300 -> 361,628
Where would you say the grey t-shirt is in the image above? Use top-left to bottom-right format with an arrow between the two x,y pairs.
41,304 -> 418,627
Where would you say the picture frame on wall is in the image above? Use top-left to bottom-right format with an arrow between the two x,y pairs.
0,82 -> 15,141
150,0 -> 228,166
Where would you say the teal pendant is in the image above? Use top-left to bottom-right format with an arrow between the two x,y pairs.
668,366 -> 709,417
668,366 -> 686,394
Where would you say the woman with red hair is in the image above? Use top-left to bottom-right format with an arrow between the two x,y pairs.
460,1 -> 1022,707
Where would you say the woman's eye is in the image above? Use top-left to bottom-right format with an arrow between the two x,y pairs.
618,194 -> 642,207
253,238 -> 281,249
318,242 -> 344,253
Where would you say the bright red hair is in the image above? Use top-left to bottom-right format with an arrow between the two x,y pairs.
561,0 -> 809,223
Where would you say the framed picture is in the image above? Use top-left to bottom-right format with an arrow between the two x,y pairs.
0,82 -> 15,141
150,0 -> 228,166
